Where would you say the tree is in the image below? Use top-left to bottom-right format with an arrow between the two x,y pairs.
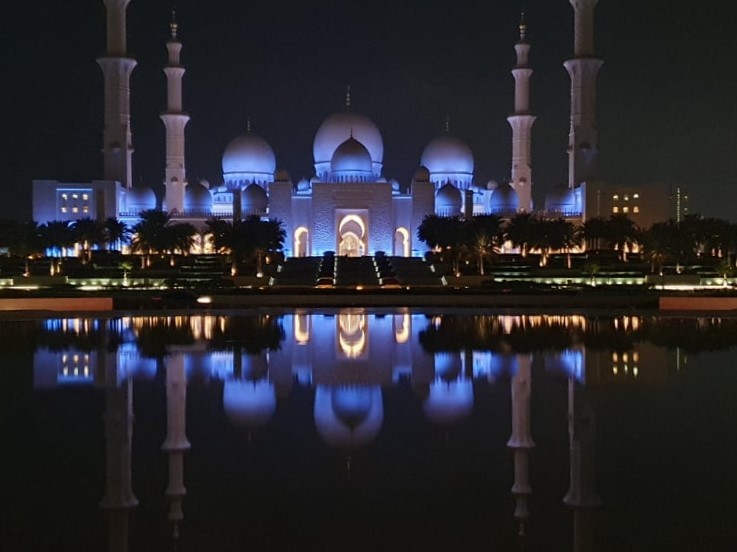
581,217 -> 608,251
103,218 -> 130,251
131,209 -> 173,267
71,217 -> 105,262
205,216 -> 285,275
505,213 -> 537,257
606,214 -> 639,261
39,220 -> 75,274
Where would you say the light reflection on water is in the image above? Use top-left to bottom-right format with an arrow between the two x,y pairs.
7,311 -> 737,550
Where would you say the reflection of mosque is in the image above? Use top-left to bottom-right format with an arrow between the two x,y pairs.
32,312 -> 677,550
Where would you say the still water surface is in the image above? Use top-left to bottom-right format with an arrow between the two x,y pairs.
3,310 -> 736,551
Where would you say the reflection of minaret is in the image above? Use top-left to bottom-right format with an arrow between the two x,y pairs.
161,11 -> 190,213
161,354 -> 191,540
97,0 -> 136,189
507,354 -> 535,538
100,367 -> 138,552
563,378 -> 601,552
507,13 -> 536,213
565,0 -> 603,189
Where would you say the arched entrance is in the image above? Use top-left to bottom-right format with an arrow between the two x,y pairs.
294,226 -> 309,257
338,214 -> 366,257
394,227 -> 410,257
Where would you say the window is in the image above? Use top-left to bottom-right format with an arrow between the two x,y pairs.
623,206 -> 629,214
633,193 -> 640,199
633,206 -> 640,213
60,207 -> 67,213
612,194 -> 619,200
612,206 -> 619,213
624,195 -> 629,201
72,207 -> 79,213
83,206 -> 89,213
72,194 -> 78,199
61,193 -> 68,200
82,193 -> 88,200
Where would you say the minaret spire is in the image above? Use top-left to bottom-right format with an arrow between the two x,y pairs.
97,0 -> 137,189
507,11 -> 536,212
345,85 -> 352,109
161,8 -> 190,213
565,0 -> 603,189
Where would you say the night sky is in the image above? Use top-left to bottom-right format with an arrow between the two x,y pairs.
5,0 -> 736,220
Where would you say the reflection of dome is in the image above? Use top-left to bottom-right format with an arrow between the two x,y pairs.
184,182 -> 212,212
222,133 -> 276,177
412,166 -> 431,183
242,184 -> 268,214
545,349 -> 584,381
423,380 -> 474,426
488,353 -> 519,379
314,112 -> 383,175
126,186 -> 157,212
545,183 -> 575,213
434,352 -> 462,382
223,379 -> 277,428
330,137 -> 373,176
314,386 -> 383,450
435,183 -> 462,213
421,135 -> 474,178
489,182 -> 519,213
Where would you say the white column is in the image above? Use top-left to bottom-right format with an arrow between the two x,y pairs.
97,0 -> 136,189
565,0 -> 603,189
162,17 -> 189,213
507,17 -> 536,213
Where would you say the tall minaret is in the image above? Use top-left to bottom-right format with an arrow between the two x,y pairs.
161,10 -> 190,213
564,0 -> 603,189
97,0 -> 136,189
507,13 -> 536,213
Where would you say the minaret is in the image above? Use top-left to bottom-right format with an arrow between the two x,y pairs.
161,354 -> 191,541
507,354 -> 535,538
564,0 -> 603,189
99,367 -> 138,552
507,13 -> 536,213
161,10 -> 190,213
563,377 -> 601,552
97,0 -> 137,189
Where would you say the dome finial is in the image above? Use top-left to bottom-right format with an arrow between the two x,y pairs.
345,84 -> 352,110
519,10 -> 527,42
170,5 -> 178,39
246,116 -> 252,133
444,115 -> 451,133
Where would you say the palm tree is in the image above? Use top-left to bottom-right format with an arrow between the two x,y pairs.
131,209 -> 172,267
581,217 -> 608,251
505,213 -> 537,257
103,217 -> 130,251
39,220 -> 75,274
71,217 -> 105,263
167,222 -> 198,266
606,214 -> 639,261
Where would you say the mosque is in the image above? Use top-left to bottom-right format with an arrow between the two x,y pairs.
32,0 -> 633,258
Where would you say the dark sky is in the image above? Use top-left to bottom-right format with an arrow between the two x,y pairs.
5,0 -> 737,220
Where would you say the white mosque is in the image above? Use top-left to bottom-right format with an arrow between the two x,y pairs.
33,0 -> 613,257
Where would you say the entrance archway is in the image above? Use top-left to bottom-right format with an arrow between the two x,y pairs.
394,227 -> 410,257
338,214 -> 366,256
294,226 -> 309,257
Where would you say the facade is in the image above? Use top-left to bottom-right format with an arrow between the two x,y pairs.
31,1 -> 672,257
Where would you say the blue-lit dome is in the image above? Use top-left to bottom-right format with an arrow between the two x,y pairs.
184,182 -> 212,212
223,379 -> 277,428
126,186 -> 156,213
222,132 -> 276,180
435,182 -> 462,215
314,385 -> 384,450
330,137 -> 373,179
489,182 -> 519,213
545,183 -> 576,213
314,111 -> 383,177
241,184 -> 268,215
423,380 -> 474,426
421,135 -> 474,186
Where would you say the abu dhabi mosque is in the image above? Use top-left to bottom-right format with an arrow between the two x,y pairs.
33,0 -> 607,257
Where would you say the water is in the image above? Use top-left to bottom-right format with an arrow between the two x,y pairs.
3,311 -> 736,551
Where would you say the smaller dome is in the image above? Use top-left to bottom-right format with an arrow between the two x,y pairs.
436,182 -> 462,213
421,135 -> 474,177
489,182 -> 519,213
330,137 -> 373,175
389,178 -> 400,192
423,380 -> 474,426
242,184 -> 268,214
545,183 -> 575,213
487,179 -> 499,190
126,186 -> 156,212
184,182 -> 212,212
222,133 -> 276,177
413,166 -> 431,182
274,168 -> 291,182
297,178 -> 311,192
223,379 -> 277,428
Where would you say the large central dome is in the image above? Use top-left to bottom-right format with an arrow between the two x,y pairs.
313,112 -> 383,178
